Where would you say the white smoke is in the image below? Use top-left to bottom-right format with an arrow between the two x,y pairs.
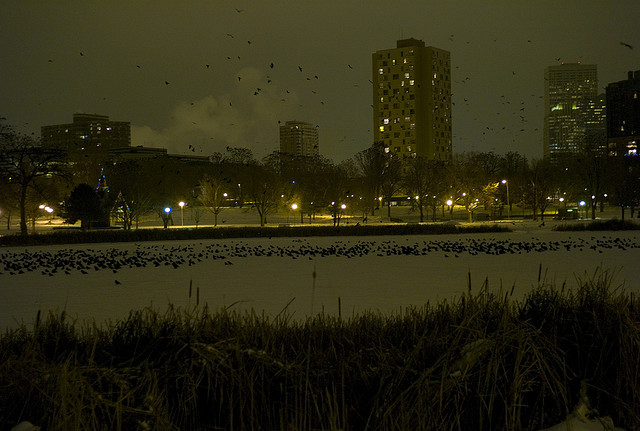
131,67 -> 300,158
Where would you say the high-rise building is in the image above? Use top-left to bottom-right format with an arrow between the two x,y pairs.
606,70 -> 640,157
41,113 -> 131,184
41,113 -> 131,157
372,38 -> 452,161
543,63 -> 606,161
279,121 -> 319,156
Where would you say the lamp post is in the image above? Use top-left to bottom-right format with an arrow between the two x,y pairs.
291,203 -> 298,225
501,180 -> 510,219
163,206 -> 171,229
178,201 -> 185,226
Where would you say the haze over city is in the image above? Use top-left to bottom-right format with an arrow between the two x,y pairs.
2,1 -> 639,162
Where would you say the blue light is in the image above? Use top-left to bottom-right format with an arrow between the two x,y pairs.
164,207 -> 171,213
578,200 -> 586,207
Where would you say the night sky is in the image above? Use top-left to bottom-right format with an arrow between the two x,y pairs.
2,1 -> 639,163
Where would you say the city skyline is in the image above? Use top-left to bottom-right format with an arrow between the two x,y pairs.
2,1 -> 639,162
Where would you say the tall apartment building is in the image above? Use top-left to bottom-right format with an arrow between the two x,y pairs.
372,38 -> 452,161
279,120 -> 319,156
41,113 -> 131,185
543,63 -> 606,161
606,70 -> 640,157
41,113 -> 131,157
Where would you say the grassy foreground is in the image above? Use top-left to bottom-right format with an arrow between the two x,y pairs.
1,268 -> 638,430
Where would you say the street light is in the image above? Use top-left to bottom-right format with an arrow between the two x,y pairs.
163,206 -> 171,229
178,201 -> 185,226
501,180 -> 510,219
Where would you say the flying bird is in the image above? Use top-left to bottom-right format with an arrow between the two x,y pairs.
620,41 -> 633,49
298,66 -> 303,72
270,62 -> 274,68
165,81 -> 170,85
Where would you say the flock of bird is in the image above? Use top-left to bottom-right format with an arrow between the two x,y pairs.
1,236 -> 636,279
35,3 -> 637,159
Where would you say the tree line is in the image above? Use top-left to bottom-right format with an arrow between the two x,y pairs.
2,119 -> 640,236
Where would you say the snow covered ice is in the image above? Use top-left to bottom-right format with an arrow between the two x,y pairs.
1,228 -> 638,330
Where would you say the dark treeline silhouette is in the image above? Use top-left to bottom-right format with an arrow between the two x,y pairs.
2,118 -> 640,233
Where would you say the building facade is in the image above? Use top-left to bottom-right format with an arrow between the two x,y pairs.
372,38 -> 452,161
41,113 -> 131,184
606,70 -> 640,157
279,121 -> 319,156
543,63 -> 606,161
41,113 -> 131,156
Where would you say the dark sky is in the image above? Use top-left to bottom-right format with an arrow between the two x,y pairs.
2,1 -> 639,162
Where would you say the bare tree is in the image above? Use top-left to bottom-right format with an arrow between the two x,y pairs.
243,162 -> 281,227
0,126 -> 67,235
402,156 -> 445,222
354,142 -> 387,216
197,174 -> 228,226
528,159 -> 556,221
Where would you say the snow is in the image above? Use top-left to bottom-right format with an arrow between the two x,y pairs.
1,225 -> 638,331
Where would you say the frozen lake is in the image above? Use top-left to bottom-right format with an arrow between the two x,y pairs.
1,228 -> 639,330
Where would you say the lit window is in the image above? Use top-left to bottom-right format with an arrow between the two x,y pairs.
409,80 -> 414,86
379,126 -> 385,132
404,73 -> 410,79
383,118 -> 389,124
378,68 -> 384,75
384,147 -> 390,153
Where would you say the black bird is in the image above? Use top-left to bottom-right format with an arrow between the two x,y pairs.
620,41 -> 633,49
165,81 -> 169,85
115,280 -> 121,285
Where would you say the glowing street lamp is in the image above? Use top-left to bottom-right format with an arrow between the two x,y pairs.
178,201 -> 185,226
162,206 -> 171,229
501,179 -> 510,219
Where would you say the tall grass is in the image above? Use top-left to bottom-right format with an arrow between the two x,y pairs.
1,268 -> 638,430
